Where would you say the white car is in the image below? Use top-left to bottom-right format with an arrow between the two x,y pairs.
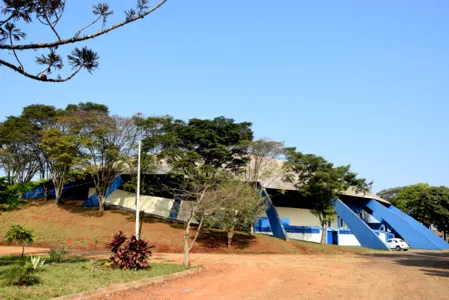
386,238 -> 410,251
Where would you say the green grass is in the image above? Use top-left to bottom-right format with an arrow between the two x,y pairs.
0,256 -> 188,300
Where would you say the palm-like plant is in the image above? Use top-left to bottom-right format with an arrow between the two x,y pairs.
4,22 -> 26,69
5,225 -> 35,257
67,46 -> 99,73
36,48 -> 63,74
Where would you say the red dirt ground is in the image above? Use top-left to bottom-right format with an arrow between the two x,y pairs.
0,199 -> 370,255
95,251 -> 449,300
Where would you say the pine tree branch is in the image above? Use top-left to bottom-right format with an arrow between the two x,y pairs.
0,58 -> 83,82
74,16 -> 102,38
0,0 -> 168,51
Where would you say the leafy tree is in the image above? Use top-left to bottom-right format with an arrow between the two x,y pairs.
244,138 -> 285,185
5,225 -> 34,257
82,112 -> 142,212
377,186 -> 406,203
41,117 -> 84,206
426,186 -> 449,240
391,183 -> 432,225
144,116 -> 254,266
204,180 -> 266,247
0,0 -> 169,82
0,104 -> 58,198
284,147 -> 372,244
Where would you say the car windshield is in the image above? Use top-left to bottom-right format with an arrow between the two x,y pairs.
398,239 -> 405,242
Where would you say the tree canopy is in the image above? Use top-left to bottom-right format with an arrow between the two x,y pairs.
284,147 -> 372,244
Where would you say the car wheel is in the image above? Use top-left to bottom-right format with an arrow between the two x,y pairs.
396,246 -> 401,251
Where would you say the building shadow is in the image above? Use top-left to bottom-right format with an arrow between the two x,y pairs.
359,251 -> 449,278
196,229 -> 256,250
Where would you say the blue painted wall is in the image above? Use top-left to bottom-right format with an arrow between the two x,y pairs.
82,176 -> 125,207
258,183 -> 288,240
168,190 -> 183,221
363,199 -> 441,250
334,199 -> 390,250
387,204 -> 449,249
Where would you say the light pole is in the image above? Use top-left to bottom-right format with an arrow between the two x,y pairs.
135,140 -> 141,240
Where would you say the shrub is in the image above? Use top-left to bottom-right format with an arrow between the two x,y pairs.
48,243 -> 71,263
106,231 -> 154,270
5,225 -> 34,257
3,256 -> 45,286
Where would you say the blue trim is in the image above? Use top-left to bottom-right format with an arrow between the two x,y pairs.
258,183 -> 288,240
387,204 -> 449,249
363,199 -> 441,250
334,199 -> 390,250
168,190 -> 183,221
82,176 -> 124,207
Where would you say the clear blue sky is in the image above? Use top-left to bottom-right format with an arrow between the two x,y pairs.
1,1 -> 448,192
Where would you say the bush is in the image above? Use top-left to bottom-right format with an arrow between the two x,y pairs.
3,256 -> 45,286
5,225 -> 34,257
48,243 -> 71,263
106,231 -> 154,270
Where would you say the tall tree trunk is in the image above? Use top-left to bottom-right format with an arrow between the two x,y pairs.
99,195 -> 105,213
55,187 -> 62,207
321,221 -> 327,245
183,220 -> 192,267
21,245 -> 25,258
227,227 -> 235,248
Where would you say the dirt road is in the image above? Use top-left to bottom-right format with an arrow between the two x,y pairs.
2,246 -> 448,299
96,251 -> 449,300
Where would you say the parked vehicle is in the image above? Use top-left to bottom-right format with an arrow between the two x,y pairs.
386,238 -> 410,251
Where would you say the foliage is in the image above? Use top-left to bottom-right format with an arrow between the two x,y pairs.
3,256 -> 45,286
284,147 -> 371,244
106,231 -> 154,270
382,183 -> 449,233
244,138 -> 285,185
204,181 -> 266,247
0,256 -> 186,299
81,111 -> 143,212
48,242 -> 71,263
0,0 -> 169,82
29,256 -> 46,271
140,116 -> 254,266
5,224 -> 34,256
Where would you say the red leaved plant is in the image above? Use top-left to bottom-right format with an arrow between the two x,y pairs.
106,231 -> 154,270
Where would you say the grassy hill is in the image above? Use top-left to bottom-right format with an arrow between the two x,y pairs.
0,199 -> 372,254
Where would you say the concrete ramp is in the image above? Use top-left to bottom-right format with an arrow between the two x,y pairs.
258,183 -> 288,240
387,204 -> 449,250
364,199 -> 442,250
334,199 -> 390,250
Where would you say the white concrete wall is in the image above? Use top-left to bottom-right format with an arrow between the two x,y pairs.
274,207 -> 321,226
88,187 -> 96,198
338,234 -> 361,246
288,232 -> 322,243
105,189 -> 174,219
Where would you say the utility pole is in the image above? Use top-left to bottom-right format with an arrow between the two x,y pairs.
135,141 -> 141,240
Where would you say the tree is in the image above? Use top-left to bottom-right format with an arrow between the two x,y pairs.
5,225 -> 34,257
82,112 -> 142,212
0,0 -> 168,82
426,186 -> 449,240
391,183 -> 432,226
144,116 -> 254,266
284,147 -> 372,244
383,184 -> 449,239
0,104 -> 58,198
41,127 -> 82,206
204,180 -> 266,247
377,186 -> 406,203
244,138 -> 285,186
